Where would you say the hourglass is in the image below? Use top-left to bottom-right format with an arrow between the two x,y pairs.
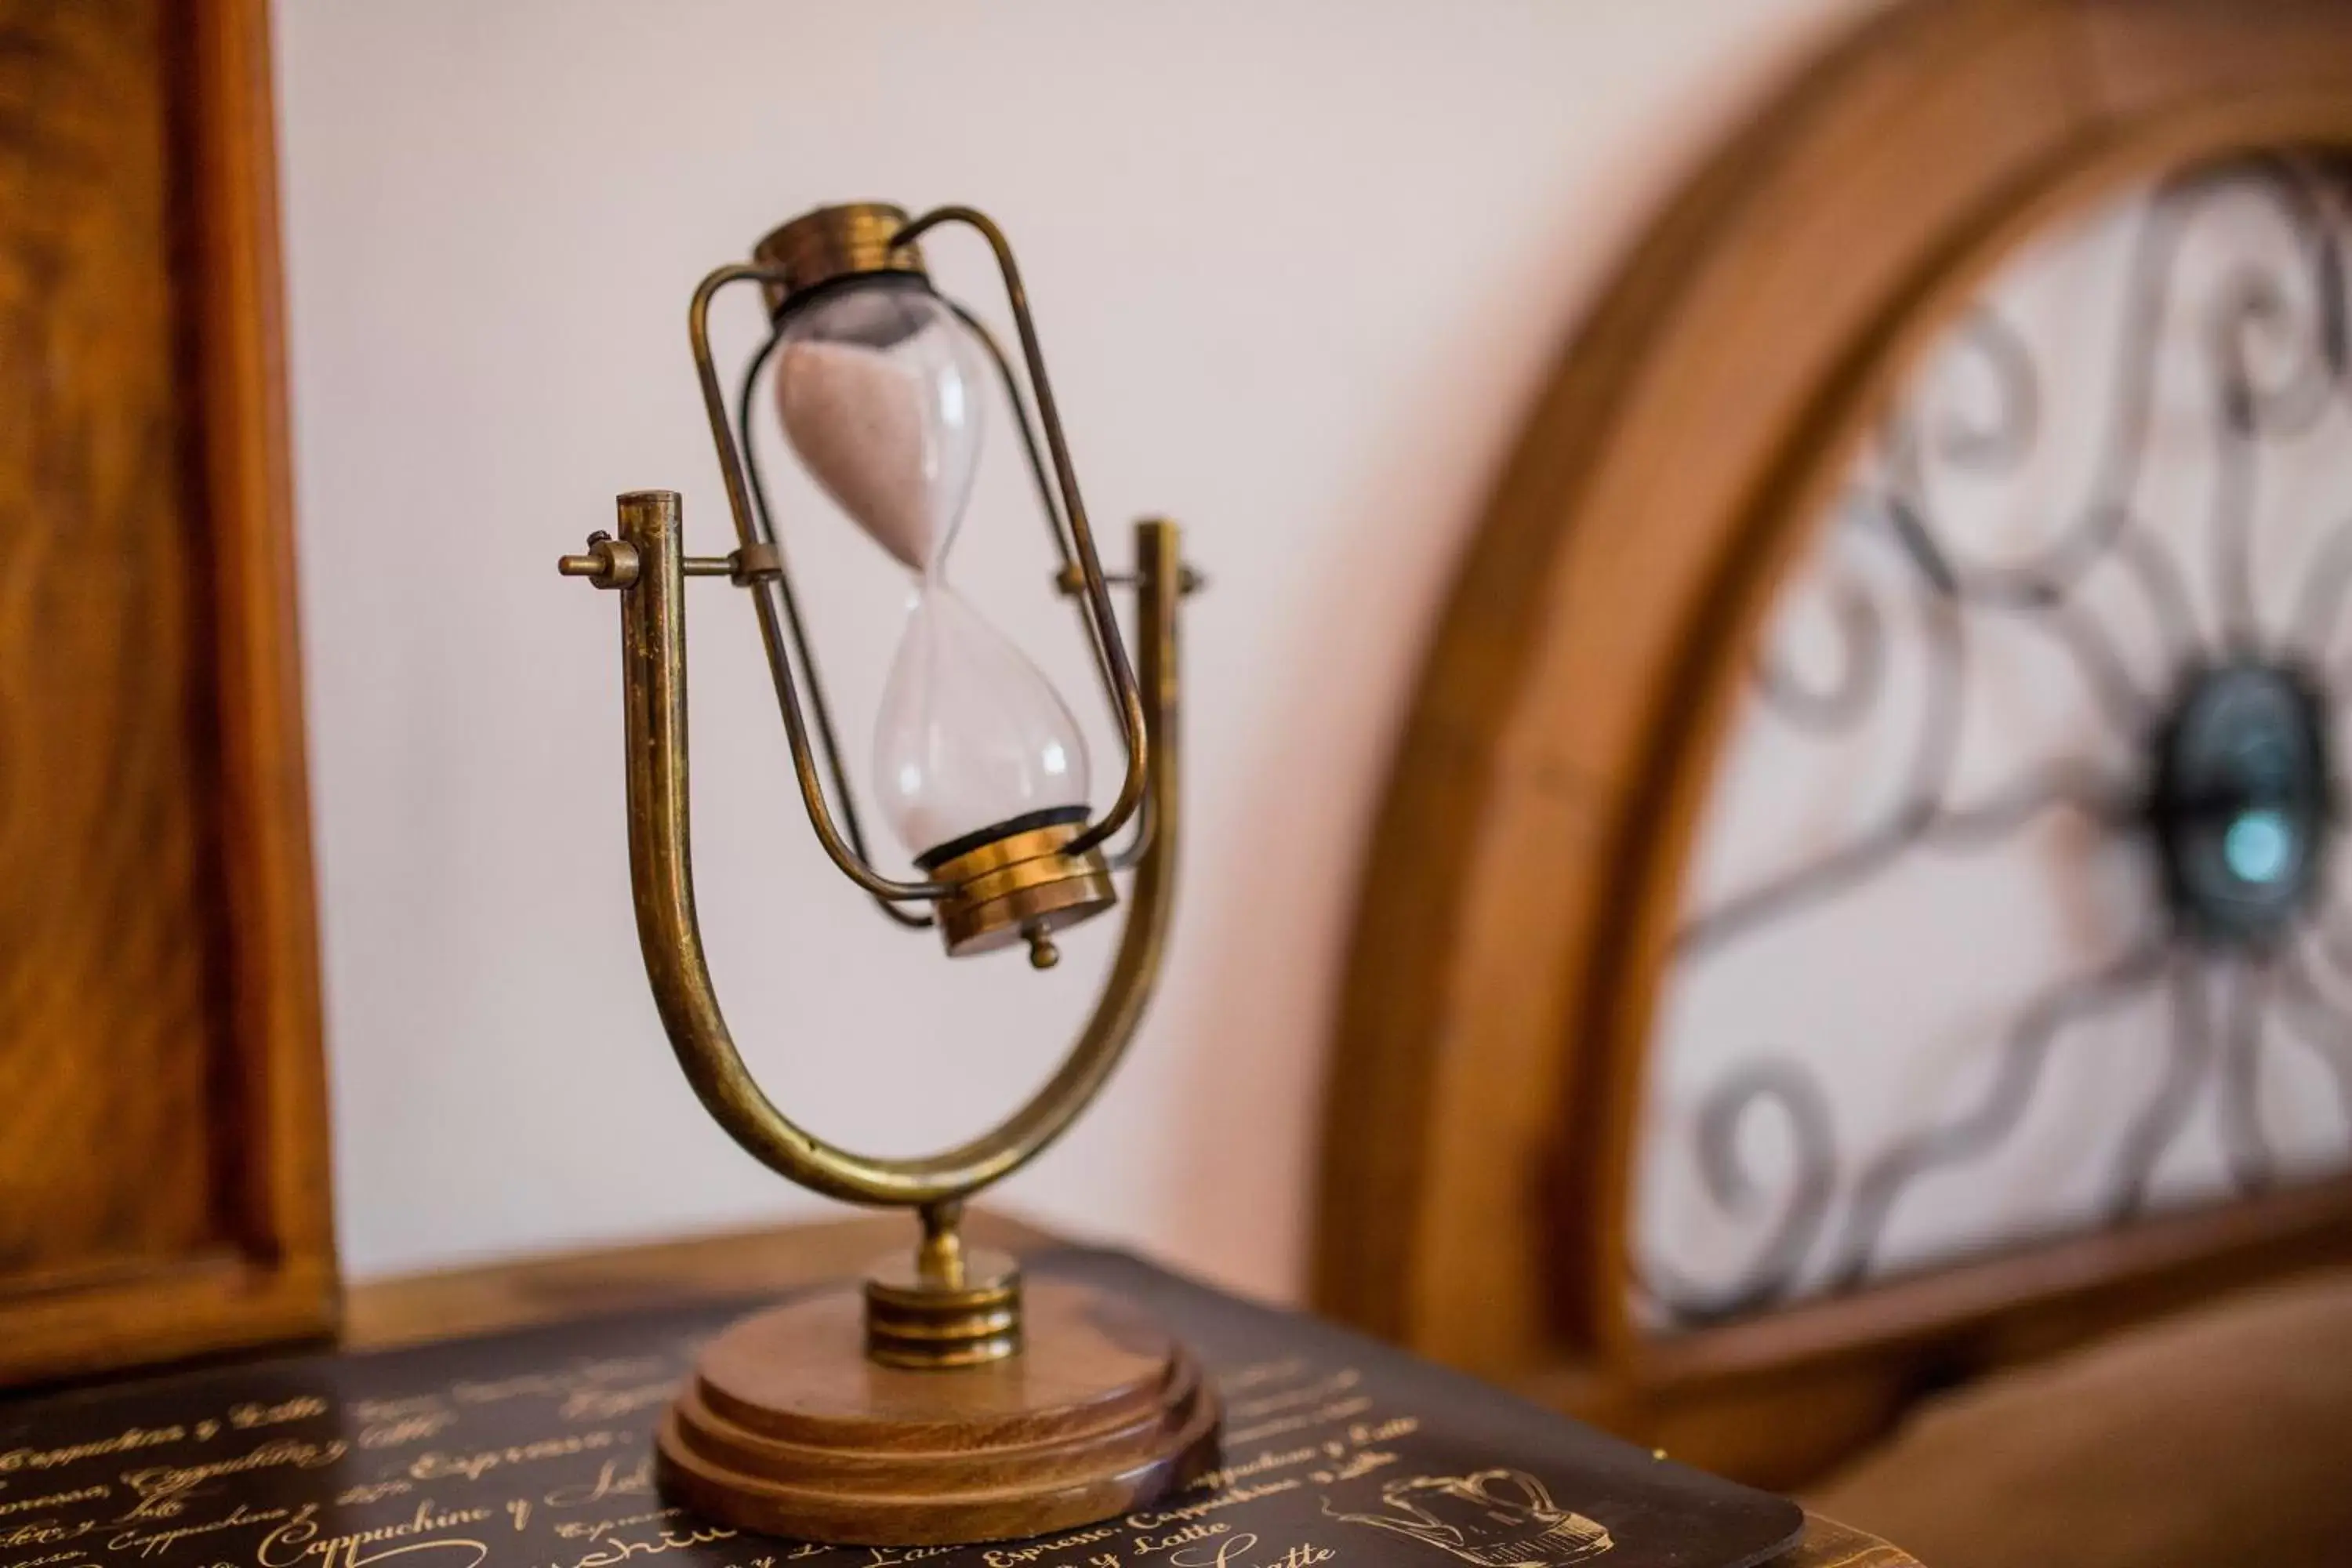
770,264 -> 1111,959
557,202 -> 1215,1545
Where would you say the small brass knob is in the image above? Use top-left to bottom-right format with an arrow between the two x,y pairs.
1053,559 -> 1205,597
557,531 -> 641,589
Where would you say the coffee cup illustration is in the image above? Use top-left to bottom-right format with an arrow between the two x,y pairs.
1327,1469 -> 1612,1566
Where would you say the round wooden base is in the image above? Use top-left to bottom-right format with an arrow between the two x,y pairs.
657,1280 -> 1222,1546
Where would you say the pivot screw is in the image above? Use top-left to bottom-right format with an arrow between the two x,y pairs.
557,529 -> 641,589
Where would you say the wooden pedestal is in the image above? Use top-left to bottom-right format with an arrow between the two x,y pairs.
657,1279 -> 1221,1545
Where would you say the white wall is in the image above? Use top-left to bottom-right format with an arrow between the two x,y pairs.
274,0 -> 1874,1295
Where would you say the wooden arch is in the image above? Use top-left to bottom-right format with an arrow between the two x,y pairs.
1315,0 -> 2352,1485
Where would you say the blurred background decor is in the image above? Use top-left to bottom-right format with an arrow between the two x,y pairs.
0,0 -> 332,1385
1319,1 -> 2352,1564
270,0 -> 1869,1301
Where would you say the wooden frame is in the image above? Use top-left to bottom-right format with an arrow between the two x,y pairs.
0,0 -> 334,1384
1316,0 -> 2352,1488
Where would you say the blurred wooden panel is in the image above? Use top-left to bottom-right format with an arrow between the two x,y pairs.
0,0 -> 333,1383
1317,0 -> 2352,1496
0,0 -> 220,1285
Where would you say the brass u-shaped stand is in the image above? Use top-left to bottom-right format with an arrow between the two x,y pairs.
574,491 -> 1218,1544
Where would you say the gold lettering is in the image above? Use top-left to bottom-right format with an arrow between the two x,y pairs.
550,1508 -> 687,1544
1126,1480 -> 1303,1532
107,1503 -> 289,1558
1345,1418 -> 1416,1444
541,1455 -> 652,1510
1307,1449 -> 1397,1486
1226,1373 -> 1361,1425
0,1431 -> 186,1475
227,1400 -> 328,1432
550,1523 -> 738,1568
1131,1524 -> 1228,1557
0,1525 -> 98,1552
980,1526 -> 1119,1568
556,1385 -> 673,1425
118,1439 -> 348,1523
257,1501 -> 494,1568
1224,1398 -> 1374,1447
406,1432 -> 620,1486
0,1490 -> 107,1522
1215,1361 -> 1308,1395
358,1417 -> 454,1454
448,1360 -> 666,1410
1167,1537 -> 1333,1568
1262,1548 -> 1332,1568
349,1399 -> 447,1425
1181,1450 -> 1320,1495
0,1550 -> 104,1568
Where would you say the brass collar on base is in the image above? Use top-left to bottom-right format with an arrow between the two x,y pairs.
752,203 -> 928,316
926,820 -> 1116,960
864,1247 -> 1022,1369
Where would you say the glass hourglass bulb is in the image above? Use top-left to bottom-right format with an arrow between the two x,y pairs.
773,278 -> 1091,862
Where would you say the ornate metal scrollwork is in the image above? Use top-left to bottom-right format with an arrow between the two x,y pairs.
1643,153 -> 2352,1330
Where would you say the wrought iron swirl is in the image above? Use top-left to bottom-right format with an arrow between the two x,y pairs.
1642,152 -> 2352,1330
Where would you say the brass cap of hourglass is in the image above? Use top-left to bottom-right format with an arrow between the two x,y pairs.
557,203 -> 1218,1544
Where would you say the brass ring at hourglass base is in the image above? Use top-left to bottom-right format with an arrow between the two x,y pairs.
927,820 -> 1117,957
